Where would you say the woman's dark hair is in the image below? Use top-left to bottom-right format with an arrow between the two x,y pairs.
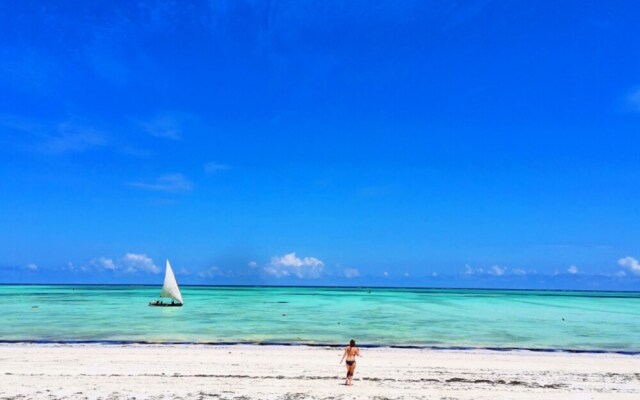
350,339 -> 356,347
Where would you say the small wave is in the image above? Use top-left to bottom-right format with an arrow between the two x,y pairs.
0,339 -> 637,355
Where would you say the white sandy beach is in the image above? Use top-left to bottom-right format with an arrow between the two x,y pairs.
0,344 -> 638,399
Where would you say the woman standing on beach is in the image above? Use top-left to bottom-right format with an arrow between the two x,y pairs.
340,339 -> 360,385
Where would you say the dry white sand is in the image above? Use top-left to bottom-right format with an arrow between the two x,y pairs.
0,344 -> 638,399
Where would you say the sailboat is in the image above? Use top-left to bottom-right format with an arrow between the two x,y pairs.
149,260 -> 184,307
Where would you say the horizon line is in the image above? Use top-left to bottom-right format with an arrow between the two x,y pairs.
0,282 -> 638,294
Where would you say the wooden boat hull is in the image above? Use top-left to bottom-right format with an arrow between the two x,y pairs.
148,302 -> 183,307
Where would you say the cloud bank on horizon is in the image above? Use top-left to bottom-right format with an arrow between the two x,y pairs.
3,251 -> 638,291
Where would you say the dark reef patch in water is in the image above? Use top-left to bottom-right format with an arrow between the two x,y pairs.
0,339 -> 637,355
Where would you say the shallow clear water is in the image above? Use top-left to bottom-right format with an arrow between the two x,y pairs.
1,285 -> 639,352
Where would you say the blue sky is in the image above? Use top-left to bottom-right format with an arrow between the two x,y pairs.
1,0 -> 639,289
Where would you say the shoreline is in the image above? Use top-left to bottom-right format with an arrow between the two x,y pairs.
1,343 -> 638,399
1,339 -> 638,356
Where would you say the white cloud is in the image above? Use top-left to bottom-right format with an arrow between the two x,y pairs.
25,263 -> 38,271
129,173 -> 193,192
90,253 -> 160,274
204,162 -> 230,173
121,253 -> 160,274
512,268 -> 526,276
248,261 -> 257,268
489,265 -> 506,276
383,271 -> 389,277
264,252 -> 324,278
567,265 -> 579,275
343,268 -> 360,278
273,253 -> 323,268
92,257 -> 117,270
66,262 -> 89,273
466,264 -> 520,276
618,256 -> 640,275
464,265 -> 486,275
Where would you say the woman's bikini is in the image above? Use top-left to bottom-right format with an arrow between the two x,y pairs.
345,346 -> 357,366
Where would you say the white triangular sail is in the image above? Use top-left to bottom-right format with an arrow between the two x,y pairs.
159,260 -> 183,304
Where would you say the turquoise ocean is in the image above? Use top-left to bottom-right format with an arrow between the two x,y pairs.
1,285 -> 638,354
